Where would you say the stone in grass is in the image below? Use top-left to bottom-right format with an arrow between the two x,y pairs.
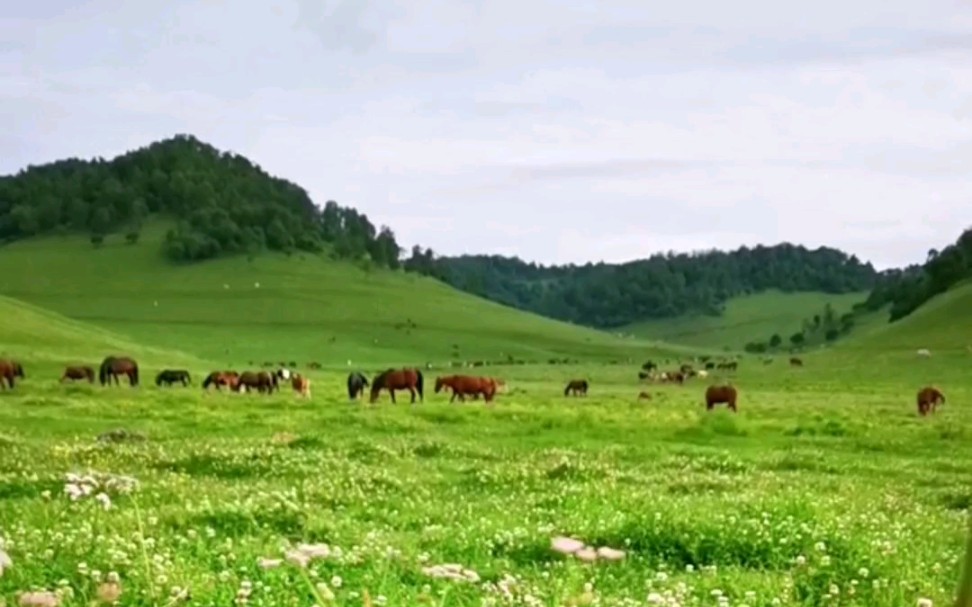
550,536 -> 626,562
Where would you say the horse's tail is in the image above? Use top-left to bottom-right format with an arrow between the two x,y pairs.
155,372 -> 163,386
98,361 -> 108,386
416,369 -> 424,401
202,374 -> 212,389
347,374 -> 355,399
132,363 -> 139,386
564,382 -> 571,396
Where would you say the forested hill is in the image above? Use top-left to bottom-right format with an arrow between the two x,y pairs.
403,246 -> 878,328
0,135 -> 402,267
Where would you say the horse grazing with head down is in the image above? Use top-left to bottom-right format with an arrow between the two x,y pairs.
236,371 -> 277,394
789,357 -> 803,367
156,369 -> 191,387
370,368 -> 424,404
347,371 -> 369,400
0,359 -> 24,389
202,371 -> 239,390
61,365 -> 94,383
916,386 -> 945,416
434,375 -> 495,403
705,384 -> 738,412
99,356 -> 138,387
564,379 -> 589,396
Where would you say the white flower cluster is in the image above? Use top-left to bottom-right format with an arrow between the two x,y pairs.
63,471 -> 139,509
420,563 -> 481,583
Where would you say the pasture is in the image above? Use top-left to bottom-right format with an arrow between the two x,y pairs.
1,344 -> 970,606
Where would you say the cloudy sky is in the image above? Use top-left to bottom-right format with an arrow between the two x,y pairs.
3,0 -> 972,269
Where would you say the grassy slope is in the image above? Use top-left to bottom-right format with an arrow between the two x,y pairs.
623,289 -> 867,350
0,227 -> 678,367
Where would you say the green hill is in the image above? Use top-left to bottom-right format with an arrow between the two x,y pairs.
621,290 -> 866,350
0,227 -> 672,367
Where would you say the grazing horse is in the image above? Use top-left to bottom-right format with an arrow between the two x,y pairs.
705,385 -> 738,412
236,371 -> 277,394
202,371 -> 239,390
0,359 -> 24,389
638,391 -> 652,400
61,365 -> 95,383
155,369 -> 191,387
291,374 -> 311,398
370,368 -> 424,404
434,375 -> 495,403
564,379 -> 589,396
347,371 -> 369,400
917,386 -> 946,416
99,356 -> 139,387
917,348 -> 932,358
789,357 -> 803,367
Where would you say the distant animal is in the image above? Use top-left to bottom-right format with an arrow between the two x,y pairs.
664,371 -> 685,385
916,386 -> 945,416
638,391 -> 652,400
236,371 -> 277,394
202,371 -> 239,390
308,362 -> 322,370
61,365 -> 95,383
155,369 -> 191,387
717,361 -> 738,371
99,356 -> 139,387
564,379 -> 589,396
917,348 -> 931,357
434,375 -> 496,403
789,357 -> 803,367
275,368 -> 291,381
705,385 -> 738,412
697,369 -> 709,378
641,361 -> 657,371
705,361 -> 716,370
291,374 -> 311,398
370,368 -> 424,404
347,371 -> 370,400
0,359 -> 24,389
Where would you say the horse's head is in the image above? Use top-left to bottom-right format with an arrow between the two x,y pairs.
434,377 -> 445,393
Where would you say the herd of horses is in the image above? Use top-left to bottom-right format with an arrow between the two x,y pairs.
0,355 -> 948,416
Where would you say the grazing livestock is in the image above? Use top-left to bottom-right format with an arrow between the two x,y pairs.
347,371 -> 369,400
202,371 -> 239,390
916,386 -> 946,416
717,361 -> 738,371
434,375 -> 496,403
789,357 -> 803,367
99,356 -> 139,387
637,391 -> 652,400
0,359 -> 24,389
705,385 -> 738,412
291,374 -> 311,398
275,368 -> 291,382
155,369 -> 191,387
564,379 -> 589,396
370,368 -> 424,404
697,370 -> 708,378
917,348 -> 931,357
61,365 -> 95,383
236,371 -> 277,394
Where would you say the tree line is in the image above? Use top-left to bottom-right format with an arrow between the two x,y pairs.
0,135 -> 403,268
744,302 -> 856,354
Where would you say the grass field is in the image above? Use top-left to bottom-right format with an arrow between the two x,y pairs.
0,226 -> 677,367
623,291 -> 867,350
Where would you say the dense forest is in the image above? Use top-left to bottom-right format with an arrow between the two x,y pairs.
403,246 -> 878,328
854,227 -> 972,322
0,135 -> 403,267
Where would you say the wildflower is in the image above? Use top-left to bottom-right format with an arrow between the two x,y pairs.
858,567 -> 870,578
96,582 -> 122,604
647,593 -> 663,605
0,546 -> 11,577
330,576 -> 342,588
257,558 -> 282,570
18,591 -> 60,607
315,583 -> 335,602
917,599 -> 933,607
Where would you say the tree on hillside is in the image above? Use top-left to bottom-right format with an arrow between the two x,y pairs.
769,333 -> 782,348
789,332 -> 805,347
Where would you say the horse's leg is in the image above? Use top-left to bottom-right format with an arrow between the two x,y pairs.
450,390 -> 457,403
389,389 -> 396,404
409,387 -> 416,403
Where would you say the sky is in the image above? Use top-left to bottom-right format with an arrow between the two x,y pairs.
3,0 -> 972,269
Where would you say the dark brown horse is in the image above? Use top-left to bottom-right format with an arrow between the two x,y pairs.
99,356 -> 139,387
917,386 -> 946,416
564,379 -> 589,396
61,365 -> 94,383
705,384 -> 738,412
789,357 -> 803,367
236,371 -> 277,394
434,375 -> 495,403
370,368 -> 424,403
156,369 -> 191,387
347,371 -> 369,400
0,359 -> 24,389
202,371 -> 239,390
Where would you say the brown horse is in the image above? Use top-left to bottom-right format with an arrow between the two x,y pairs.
790,357 -> 803,367
917,386 -> 946,416
99,356 -> 139,387
705,384 -> 738,412
370,368 -> 424,404
61,365 -> 95,383
202,371 -> 239,390
291,374 -> 311,398
564,379 -> 589,396
434,375 -> 495,403
0,359 -> 24,389
236,371 -> 278,394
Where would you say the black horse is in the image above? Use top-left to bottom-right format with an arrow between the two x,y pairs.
347,371 -> 369,400
155,369 -> 191,387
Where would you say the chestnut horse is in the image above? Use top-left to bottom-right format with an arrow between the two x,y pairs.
434,375 -> 495,403
917,386 -> 946,416
0,359 -> 24,389
236,371 -> 277,394
202,371 -> 239,390
705,384 -> 738,412
347,371 -> 369,400
61,365 -> 94,383
564,379 -> 589,396
99,356 -> 139,387
291,374 -> 311,398
370,368 -> 424,404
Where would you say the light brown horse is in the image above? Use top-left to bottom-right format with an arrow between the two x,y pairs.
370,368 -> 424,403
61,365 -> 95,383
236,371 -> 277,394
0,359 -> 24,389
705,384 -> 738,412
917,386 -> 946,416
202,371 -> 239,390
434,374 -> 496,403
564,379 -> 589,396
291,374 -> 311,398
99,356 -> 138,387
